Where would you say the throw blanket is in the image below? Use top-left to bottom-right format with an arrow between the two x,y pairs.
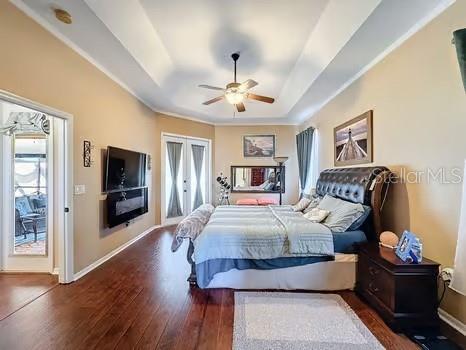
193,205 -> 334,264
171,204 -> 215,252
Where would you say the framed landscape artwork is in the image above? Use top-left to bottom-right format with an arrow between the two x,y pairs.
243,135 -> 275,158
334,110 -> 373,166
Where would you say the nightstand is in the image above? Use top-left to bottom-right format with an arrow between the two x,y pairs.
356,243 -> 440,331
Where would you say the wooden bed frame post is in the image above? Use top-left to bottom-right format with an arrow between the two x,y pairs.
370,170 -> 393,239
187,239 -> 197,285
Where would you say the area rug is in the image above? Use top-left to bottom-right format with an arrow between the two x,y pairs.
234,292 -> 384,350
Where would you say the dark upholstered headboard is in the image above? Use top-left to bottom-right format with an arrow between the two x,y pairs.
316,166 -> 392,239
316,167 -> 389,205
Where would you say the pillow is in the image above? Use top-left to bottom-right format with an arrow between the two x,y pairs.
291,198 -> 311,212
303,196 -> 322,213
258,198 -> 278,206
303,208 -> 330,223
318,195 -> 365,232
236,198 -> 258,205
347,205 -> 371,231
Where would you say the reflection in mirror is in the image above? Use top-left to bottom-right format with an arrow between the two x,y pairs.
231,166 -> 284,193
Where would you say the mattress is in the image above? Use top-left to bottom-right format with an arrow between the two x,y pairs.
205,253 -> 358,290
332,230 -> 367,253
196,230 -> 367,288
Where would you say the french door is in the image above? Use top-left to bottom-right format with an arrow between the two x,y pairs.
161,134 -> 211,225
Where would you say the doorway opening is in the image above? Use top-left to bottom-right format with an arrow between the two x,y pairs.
0,91 -> 73,283
161,133 -> 212,225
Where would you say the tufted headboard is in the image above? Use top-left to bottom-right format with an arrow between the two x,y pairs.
316,166 -> 392,239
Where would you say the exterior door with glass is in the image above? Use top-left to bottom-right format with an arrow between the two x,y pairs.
161,134 -> 211,225
1,107 -> 55,273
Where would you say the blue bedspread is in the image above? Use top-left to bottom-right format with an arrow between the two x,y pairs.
195,230 -> 367,288
193,205 -> 334,264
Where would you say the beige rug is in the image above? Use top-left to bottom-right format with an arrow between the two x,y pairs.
234,292 -> 384,350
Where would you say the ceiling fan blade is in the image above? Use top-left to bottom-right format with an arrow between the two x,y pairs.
236,102 -> 246,112
199,84 -> 225,91
239,79 -> 258,91
247,93 -> 275,104
203,96 -> 224,105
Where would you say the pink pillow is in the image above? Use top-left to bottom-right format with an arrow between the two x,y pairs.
258,198 -> 278,205
236,198 -> 258,205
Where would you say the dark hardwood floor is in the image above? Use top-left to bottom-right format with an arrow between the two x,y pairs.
0,226 -> 419,349
0,272 -> 57,321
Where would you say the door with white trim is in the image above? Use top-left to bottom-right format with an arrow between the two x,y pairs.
161,134 -> 211,225
0,104 -> 60,273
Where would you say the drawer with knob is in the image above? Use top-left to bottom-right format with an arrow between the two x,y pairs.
357,253 -> 394,310
356,243 -> 440,330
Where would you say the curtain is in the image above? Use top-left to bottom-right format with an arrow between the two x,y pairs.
453,28 -> 466,92
167,141 -> 183,218
296,127 -> 315,196
304,129 -> 319,194
191,144 -> 205,210
451,160 -> 466,296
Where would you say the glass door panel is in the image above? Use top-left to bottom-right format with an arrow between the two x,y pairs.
13,135 -> 48,255
165,141 -> 184,219
161,135 -> 211,225
189,142 -> 207,211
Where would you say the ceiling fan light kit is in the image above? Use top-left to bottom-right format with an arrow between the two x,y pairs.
224,83 -> 245,105
199,53 -> 275,113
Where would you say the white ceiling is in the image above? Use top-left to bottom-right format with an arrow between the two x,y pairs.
13,0 -> 454,125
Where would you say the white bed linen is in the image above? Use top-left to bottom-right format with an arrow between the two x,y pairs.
205,253 -> 357,290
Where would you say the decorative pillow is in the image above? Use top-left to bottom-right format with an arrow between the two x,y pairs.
291,198 -> 311,212
318,195 -> 365,232
303,208 -> 330,223
347,205 -> 371,231
258,198 -> 278,206
303,196 -> 322,213
236,198 -> 258,205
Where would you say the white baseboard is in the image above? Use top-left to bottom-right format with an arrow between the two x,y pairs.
439,308 -> 466,336
52,267 -> 59,275
73,225 -> 161,281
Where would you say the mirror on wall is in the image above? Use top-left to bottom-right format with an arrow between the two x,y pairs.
231,166 -> 284,193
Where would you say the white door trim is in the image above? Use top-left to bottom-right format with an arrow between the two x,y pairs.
0,89 -> 74,284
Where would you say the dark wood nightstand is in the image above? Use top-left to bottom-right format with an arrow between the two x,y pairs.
356,243 -> 440,331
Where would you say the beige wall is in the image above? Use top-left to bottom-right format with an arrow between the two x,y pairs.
154,113 -> 215,224
215,125 -> 299,205
0,1 -> 158,273
0,1 -> 297,275
299,0 -> 466,322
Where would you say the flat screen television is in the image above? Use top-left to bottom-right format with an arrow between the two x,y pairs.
105,146 -> 147,192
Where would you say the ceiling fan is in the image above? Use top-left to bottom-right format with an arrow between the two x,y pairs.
199,53 -> 275,113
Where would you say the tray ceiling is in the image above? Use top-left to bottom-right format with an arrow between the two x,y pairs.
13,0 -> 454,124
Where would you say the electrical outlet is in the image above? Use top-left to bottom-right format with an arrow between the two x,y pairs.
440,267 -> 454,282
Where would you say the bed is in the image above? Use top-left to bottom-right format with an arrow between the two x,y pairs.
183,166 -> 392,290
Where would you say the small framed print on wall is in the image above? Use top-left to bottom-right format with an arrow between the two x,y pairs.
334,110 -> 373,166
243,135 -> 275,158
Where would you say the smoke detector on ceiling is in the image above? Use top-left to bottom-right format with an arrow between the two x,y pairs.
54,8 -> 72,24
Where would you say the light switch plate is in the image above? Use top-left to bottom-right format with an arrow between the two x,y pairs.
74,184 -> 86,195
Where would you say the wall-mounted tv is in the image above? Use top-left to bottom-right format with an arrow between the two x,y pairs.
105,146 -> 147,192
